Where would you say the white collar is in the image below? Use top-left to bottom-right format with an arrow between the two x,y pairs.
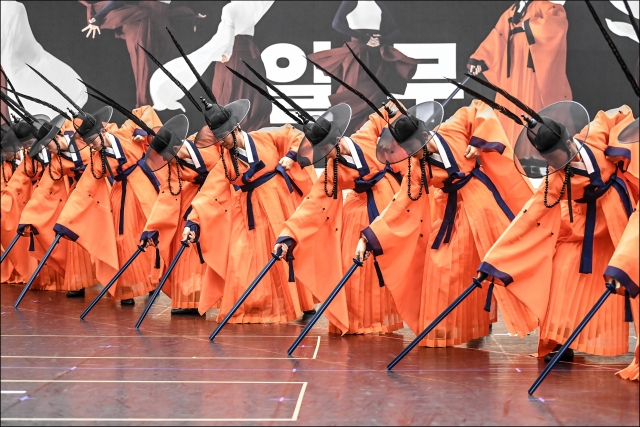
235,131 -> 254,163
184,142 -> 200,168
430,132 -> 452,169
342,137 -> 362,169
104,133 -> 122,159
573,138 -> 595,174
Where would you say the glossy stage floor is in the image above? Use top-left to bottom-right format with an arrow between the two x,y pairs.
1,283 -> 638,426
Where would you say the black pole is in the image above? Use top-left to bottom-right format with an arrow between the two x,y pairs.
442,76 -> 471,107
210,248 -> 283,341
528,282 -> 616,395
135,241 -> 188,330
80,245 -> 146,320
387,273 -> 488,370
14,233 -> 62,308
287,258 -> 363,356
1,232 -> 22,264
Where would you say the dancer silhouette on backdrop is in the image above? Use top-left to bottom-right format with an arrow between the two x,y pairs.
308,1 -> 418,134
79,0 -> 205,108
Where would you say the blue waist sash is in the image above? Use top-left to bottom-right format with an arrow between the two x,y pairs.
353,165 -> 403,224
574,170 -> 633,274
234,164 -> 296,230
432,167 -> 514,250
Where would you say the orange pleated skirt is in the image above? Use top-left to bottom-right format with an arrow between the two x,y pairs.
328,190 -> 403,335
108,182 -> 159,300
215,175 -> 304,324
538,202 -> 629,357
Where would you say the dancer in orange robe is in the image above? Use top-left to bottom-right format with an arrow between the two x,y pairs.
605,118 -> 639,381
141,126 -> 221,315
17,116 -> 98,294
468,0 -> 572,145
1,118 -> 62,287
607,204 -> 639,381
357,100 -> 535,347
479,105 -> 637,360
184,99 -> 315,323
274,103 -> 406,335
1,125 -> 21,283
55,104 -> 163,304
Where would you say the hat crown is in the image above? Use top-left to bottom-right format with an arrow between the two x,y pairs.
12,121 -> 33,139
530,117 -> 564,153
304,117 -> 331,145
206,105 -> 232,131
76,113 -> 97,136
390,115 -> 419,143
33,121 -> 53,140
150,127 -> 173,152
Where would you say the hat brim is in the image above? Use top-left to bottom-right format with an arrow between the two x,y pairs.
72,106 -> 114,151
618,118 -> 639,145
200,99 -> 251,148
28,114 -> 68,158
376,101 -> 444,165
514,101 -> 589,178
297,104 -> 352,167
144,114 -> 190,172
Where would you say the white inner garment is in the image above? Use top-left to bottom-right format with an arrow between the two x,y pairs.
346,1 -> 382,30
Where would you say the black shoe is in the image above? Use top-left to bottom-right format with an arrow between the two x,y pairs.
120,298 -> 135,306
66,289 -> 85,298
171,308 -> 200,316
544,346 -> 574,363
303,309 -> 317,316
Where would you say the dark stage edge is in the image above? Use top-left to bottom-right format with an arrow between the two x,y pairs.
1,283 -> 638,426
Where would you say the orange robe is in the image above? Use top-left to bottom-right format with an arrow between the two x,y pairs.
141,129 -> 221,309
55,106 -> 163,300
1,153 -> 62,287
276,107 -> 407,335
469,0 -> 572,146
1,159 -> 21,283
607,204 -> 639,381
607,118 -> 639,381
18,123 -> 98,291
364,100 -> 535,347
479,106 -> 637,357
189,125 -> 314,322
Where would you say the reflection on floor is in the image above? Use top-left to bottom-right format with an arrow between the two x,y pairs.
1,283 -> 638,425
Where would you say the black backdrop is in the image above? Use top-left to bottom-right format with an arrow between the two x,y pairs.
19,1 -> 639,129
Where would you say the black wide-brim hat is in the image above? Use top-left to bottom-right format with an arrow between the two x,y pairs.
376,101 -> 444,165
201,99 -> 251,148
297,104 -> 352,167
28,114 -> 68,159
1,126 -> 20,162
13,114 -> 50,150
618,118 -> 639,144
72,106 -> 114,151
144,114 -> 189,172
514,101 -> 589,178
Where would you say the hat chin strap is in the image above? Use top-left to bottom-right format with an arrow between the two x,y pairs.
543,163 -> 573,223
324,145 -> 339,199
167,157 -> 183,196
220,131 -> 241,182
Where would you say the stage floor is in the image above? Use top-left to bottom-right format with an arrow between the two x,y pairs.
1,283 -> 638,426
